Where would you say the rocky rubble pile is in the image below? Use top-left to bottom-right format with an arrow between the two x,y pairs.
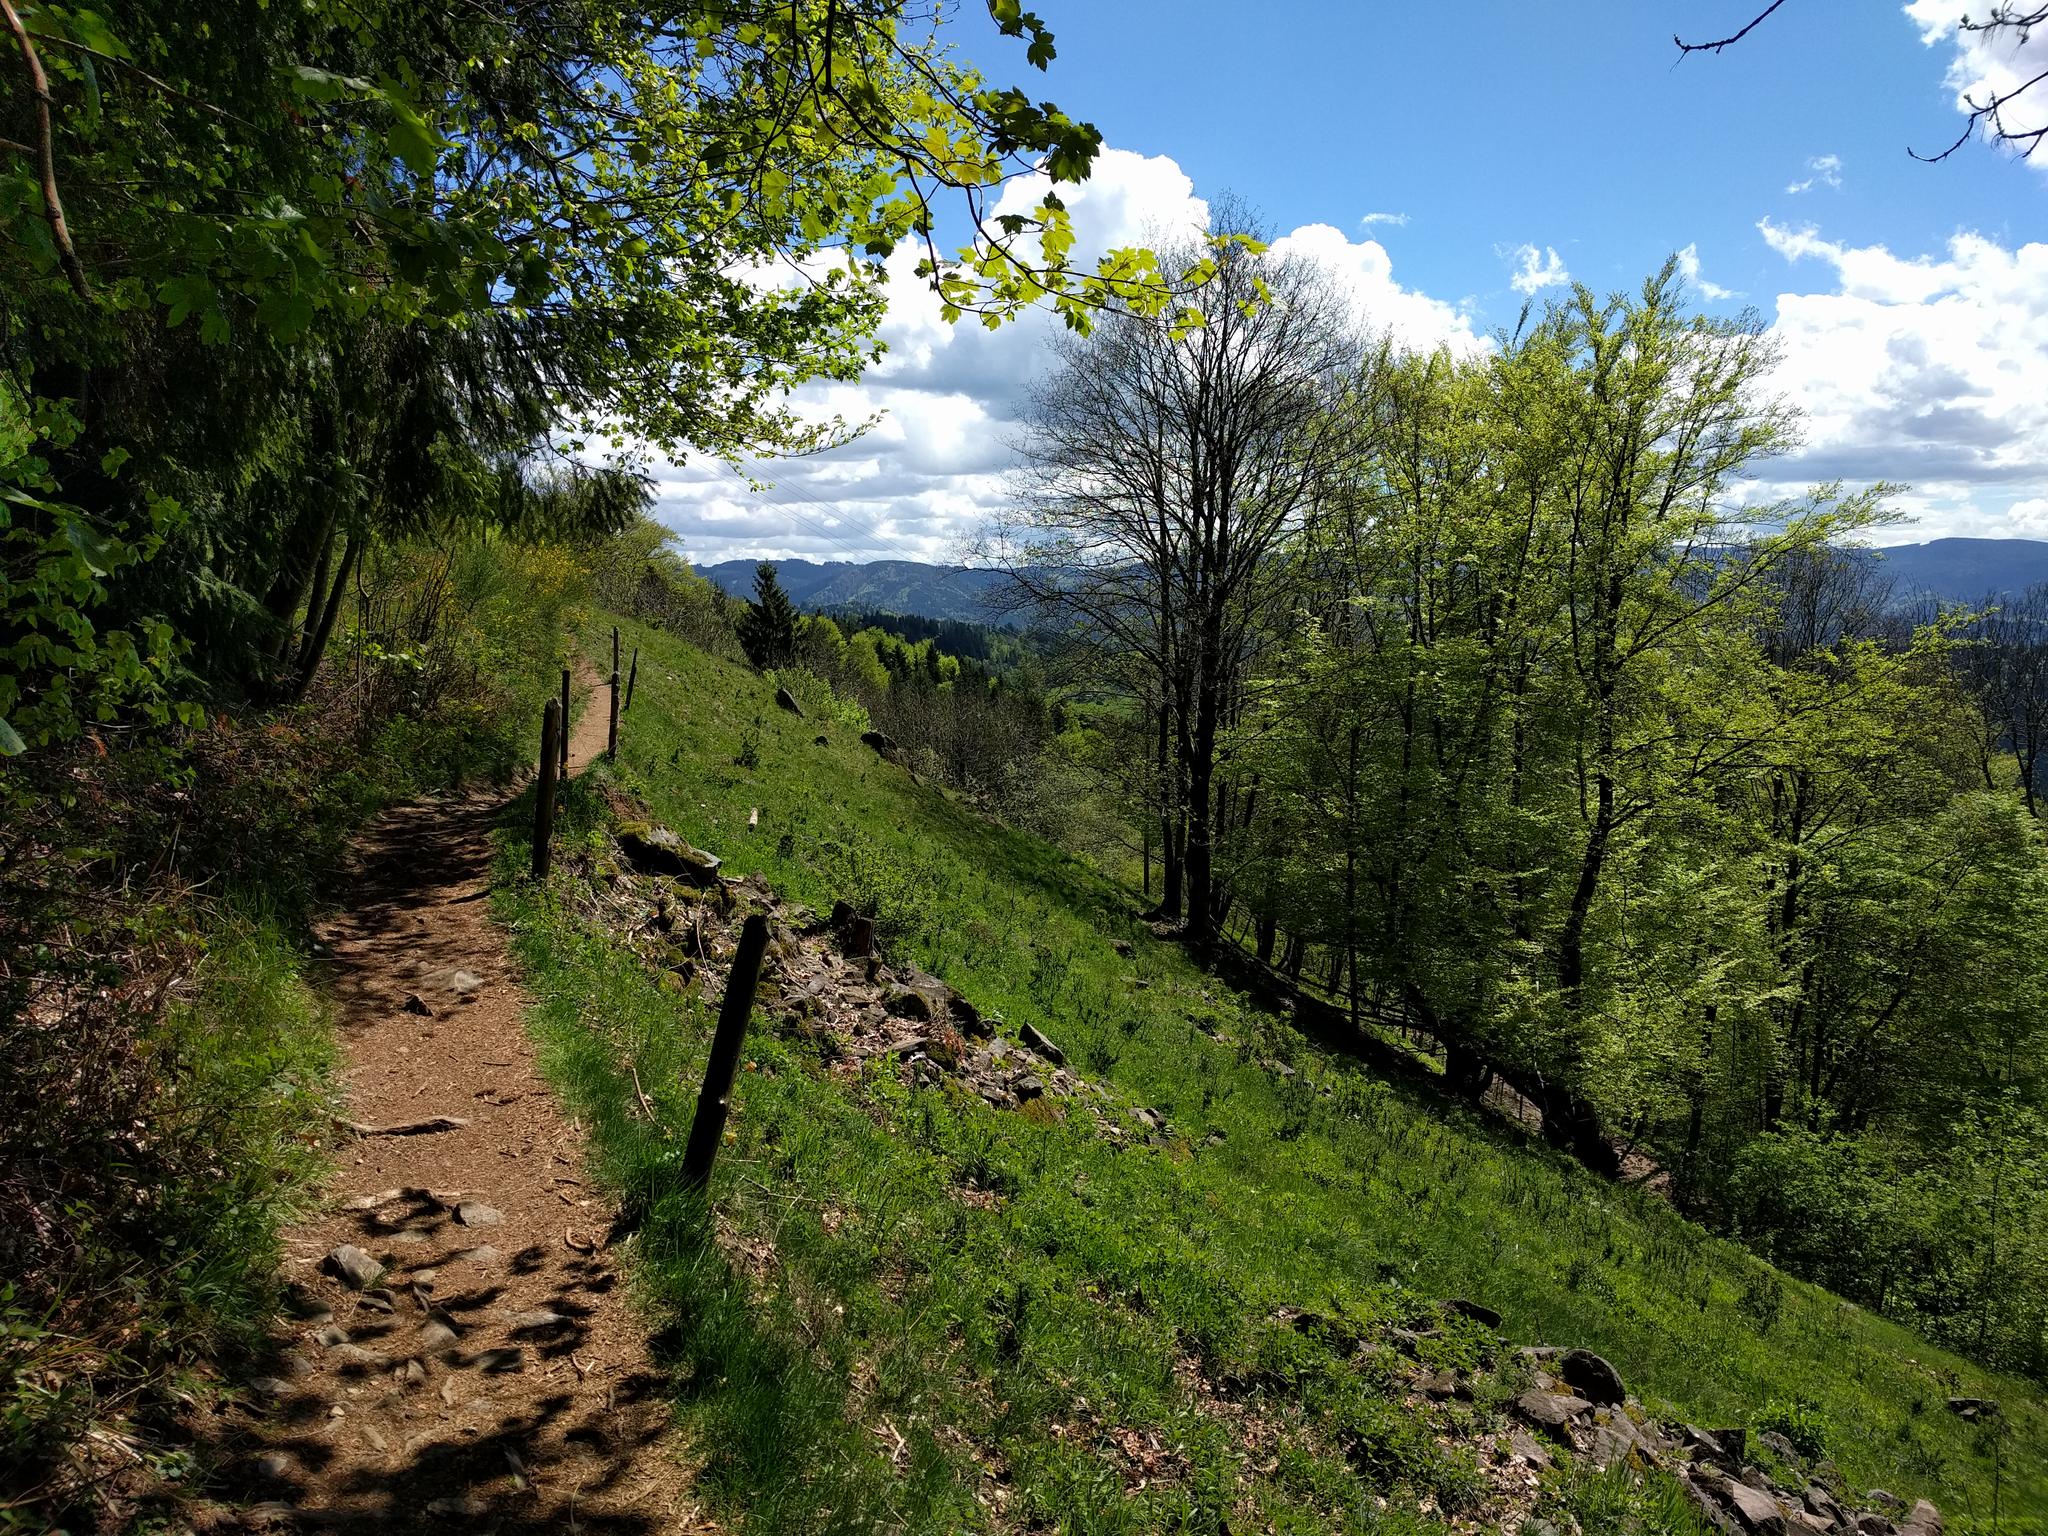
1276,1304 -> 1949,1536
587,818 -> 1112,1122
1497,1340 -> 1937,1536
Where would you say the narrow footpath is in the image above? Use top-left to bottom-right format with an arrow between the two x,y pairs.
212,662 -> 705,1534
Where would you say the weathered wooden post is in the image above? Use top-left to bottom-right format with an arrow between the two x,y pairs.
533,700 -> 560,881
607,670 -> 621,758
558,667 -> 570,778
624,648 -> 639,712
680,913 -> 770,1191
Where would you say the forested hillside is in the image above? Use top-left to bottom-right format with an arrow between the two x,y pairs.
971,239 -> 2048,1387
699,557 -> 1015,624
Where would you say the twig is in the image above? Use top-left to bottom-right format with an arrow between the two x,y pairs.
25,28 -> 247,123
627,1061 -> 654,1120
741,1175 -> 822,1206
1674,0 -> 1790,55
332,1113 -> 470,1136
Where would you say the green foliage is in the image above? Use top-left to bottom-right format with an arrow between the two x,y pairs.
1536,1461 -> 1719,1536
0,0 -> 1185,755
1754,1399 -> 1833,1462
812,831 -> 943,949
0,383 -> 193,753
773,662 -> 873,733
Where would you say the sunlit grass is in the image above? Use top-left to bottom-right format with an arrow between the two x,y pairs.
488,613 -> 2045,1534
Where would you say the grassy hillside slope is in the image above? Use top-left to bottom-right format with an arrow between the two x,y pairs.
496,616 -> 2044,1533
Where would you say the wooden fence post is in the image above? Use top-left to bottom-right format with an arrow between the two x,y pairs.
680,913 -> 770,1191
533,699 -> 560,881
558,667 -> 570,778
624,648 -> 639,712
607,670 -> 620,758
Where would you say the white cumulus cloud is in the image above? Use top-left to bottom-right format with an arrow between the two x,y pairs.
1754,219 -> 2048,541
1675,243 -> 1736,301
1269,223 -> 1484,357
1507,243 -> 1570,295
647,150 -> 1479,565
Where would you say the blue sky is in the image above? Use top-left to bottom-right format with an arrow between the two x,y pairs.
1030,3 -> 2038,301
652,2 -> 2048,563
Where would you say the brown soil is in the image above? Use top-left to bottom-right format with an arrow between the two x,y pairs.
204,663 -> 709,1534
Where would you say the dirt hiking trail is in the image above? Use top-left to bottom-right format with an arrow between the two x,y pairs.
206,661 -> 709,1534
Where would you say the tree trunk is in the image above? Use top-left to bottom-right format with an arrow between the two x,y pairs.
1444,1037 -> 1492,1101
1548,701 -> 1616,1161
1155,690 -> 1184,920
1345,722 -> 1360,1034
290,529 -> 360,703
1183,684 -> 1219,943
1536,1081 -> 1619,1175
264,503 -> 337,664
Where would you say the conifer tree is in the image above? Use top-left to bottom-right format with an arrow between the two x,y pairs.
737,562 -> 799,670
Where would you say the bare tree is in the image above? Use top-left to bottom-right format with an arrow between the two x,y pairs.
989,201 -> 1363,943
1954,583 -> 2048,814
1757,544 -> 1896,666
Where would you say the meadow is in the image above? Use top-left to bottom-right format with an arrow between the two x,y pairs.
488,614 -> 2045,1533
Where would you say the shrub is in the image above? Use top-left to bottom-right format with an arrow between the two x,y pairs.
811,834 -> 940,952
1754,1399 -> 1832,1462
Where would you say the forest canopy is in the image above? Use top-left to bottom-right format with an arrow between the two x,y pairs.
0,0 -> 1184,751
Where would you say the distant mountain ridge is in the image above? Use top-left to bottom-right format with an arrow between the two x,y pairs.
1859,538 -> 2048,603
697,558 -> 1014,623
699,540 -> 2048,625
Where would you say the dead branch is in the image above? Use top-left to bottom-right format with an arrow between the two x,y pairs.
332,1113 -> 470,1136
1,0 -> 89,298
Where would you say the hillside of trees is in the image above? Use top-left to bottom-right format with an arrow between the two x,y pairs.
969,227 -> 2048,1382
698,557 -> 1016,624
703,541 -> 2048,627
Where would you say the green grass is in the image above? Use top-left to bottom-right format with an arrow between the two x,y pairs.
490,613 -> 2047,1534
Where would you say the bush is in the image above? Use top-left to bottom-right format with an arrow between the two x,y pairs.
1754,1399 -> 1831,1462
812,833 -> 941,952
